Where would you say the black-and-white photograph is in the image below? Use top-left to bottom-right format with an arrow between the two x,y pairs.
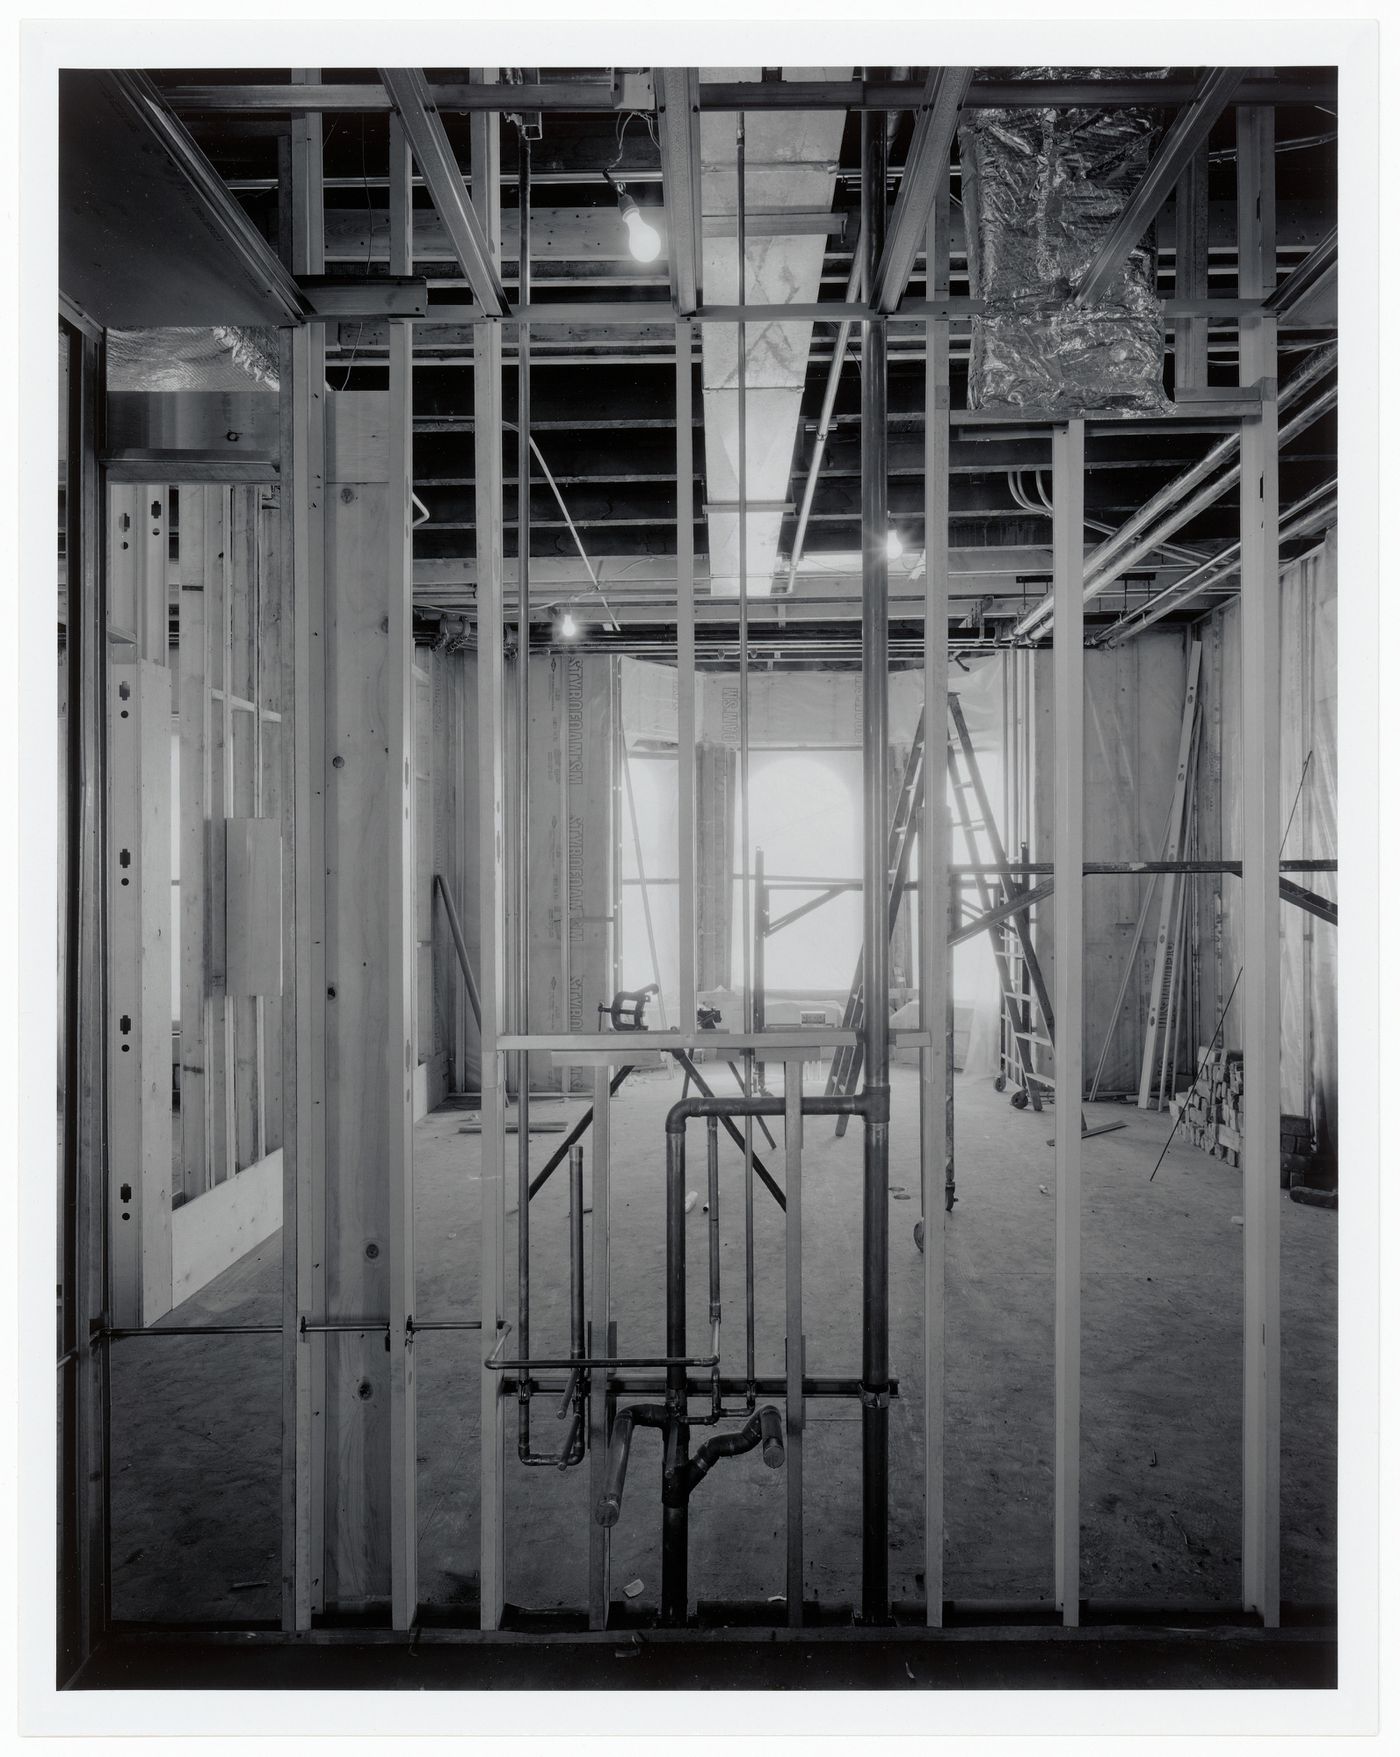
13,8 -> 1390,1740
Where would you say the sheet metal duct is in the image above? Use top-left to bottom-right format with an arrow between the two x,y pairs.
959,71 -> 1170,413
699,67 -> 850,597
107,328 -> 280,393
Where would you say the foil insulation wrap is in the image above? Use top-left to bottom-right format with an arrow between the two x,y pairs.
106,326 -> 280,393
958,80 -> 1170,413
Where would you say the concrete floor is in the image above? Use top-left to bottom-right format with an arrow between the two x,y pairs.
107,1066 -> 1337,1626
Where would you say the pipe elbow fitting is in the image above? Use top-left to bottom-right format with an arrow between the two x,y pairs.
759,1404 -> 785,1468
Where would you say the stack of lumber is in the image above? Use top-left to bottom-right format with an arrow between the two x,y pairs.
1171,1052 -> 1318,1184
1172,1048 -> 1245,1165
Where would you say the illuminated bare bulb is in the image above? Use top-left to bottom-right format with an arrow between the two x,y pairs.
885,527 -> 904,561
559,609 -> 578,639
617,190 -> 663,264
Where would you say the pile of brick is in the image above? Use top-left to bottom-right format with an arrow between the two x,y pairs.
1171,1052 -> 1318,1186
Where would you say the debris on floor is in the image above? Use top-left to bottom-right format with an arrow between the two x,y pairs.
684,1191 -> 699,1214
623,1578 -> 645,1599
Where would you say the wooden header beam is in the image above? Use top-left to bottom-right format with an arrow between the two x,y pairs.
163,72 -> 1332,115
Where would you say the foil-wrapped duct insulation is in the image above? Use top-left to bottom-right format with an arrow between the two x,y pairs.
106,326 -> 280,393
958,72 -> 1170,414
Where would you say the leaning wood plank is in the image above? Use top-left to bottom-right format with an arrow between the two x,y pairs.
171,1148 -> 283,1305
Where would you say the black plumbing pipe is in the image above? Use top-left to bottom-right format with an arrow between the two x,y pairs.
664,1122 -> 691,1620
595,1403 -> 667,1526
664,1091 -> 868,1136
678,1406 -> 786,1498
655,1087 -> 869,1623
706,1116 -> 722,1420
518,1146 -> 588,1468
858,95 -> 892,1627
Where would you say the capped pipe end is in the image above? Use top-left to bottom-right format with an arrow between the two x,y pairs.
759,1405 -> 786,1469
595,1495 -> 622,1529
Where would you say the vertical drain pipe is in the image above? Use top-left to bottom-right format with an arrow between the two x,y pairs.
662,1122 -> 690,1624
859,97 -> 891,1624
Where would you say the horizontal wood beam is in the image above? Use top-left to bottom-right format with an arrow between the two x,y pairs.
164,72 -> 1332,114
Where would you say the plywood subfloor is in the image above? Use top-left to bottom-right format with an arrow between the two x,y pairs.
106,1067 -> 1337,1624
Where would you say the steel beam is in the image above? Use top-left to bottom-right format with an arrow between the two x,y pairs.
1070,69 -> 1244,310
868,68 -> 971,313
656,68 -> 702,315
379,68 -> 508,318
106,72 -> 306,322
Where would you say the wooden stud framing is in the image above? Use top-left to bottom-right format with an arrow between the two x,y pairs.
282,67 -> 328,1631
676,321 -> 697,1030
106,648 -> 174,1329
387,105 -> 419,1630
472,79 -> 509,1631
1237,104 -> 1282,1628
178,490 -> 211,1202
589,1063 -> 613,1628
1051,418 -> 1085,1627
783,1060 -> 804,1627
1173,146 -> 1211,395
63,324 -> 111,1672
920,196 -> 952,1628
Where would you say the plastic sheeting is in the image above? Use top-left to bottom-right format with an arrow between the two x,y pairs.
1208,529 -> 1337,1172
958,70 -> 1169,413
107,326 -> 280,393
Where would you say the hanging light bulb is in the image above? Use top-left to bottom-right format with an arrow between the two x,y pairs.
885,526 -> 904,562
559,607 -> 579,639
615,186 -> 662,264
